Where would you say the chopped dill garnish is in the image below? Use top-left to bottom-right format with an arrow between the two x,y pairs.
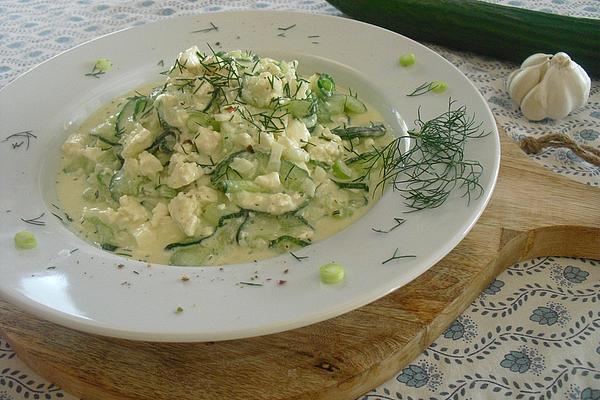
192,22 -> 218,34
239,281 -> 264,286
278,24 -> 297,31
381,248 -> 416,264
372,217 -> 406,233
290,252 -> 308,261
20,213 -> 46,226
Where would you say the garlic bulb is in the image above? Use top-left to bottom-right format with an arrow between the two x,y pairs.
506,52 -> 591,121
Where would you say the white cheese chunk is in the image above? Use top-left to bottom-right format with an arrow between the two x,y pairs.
232,191 -> 303,215
307,137 -> 344,165
168,192 -> 200,237
121,123 -> 153,158
278,136 -> 309,163
138,151 -> 163,178
254,172 -> 282,192
286,116 -> 310,144
242,71 -> 283,108
166,160 -> 203,189
118,195 -> 149,225
193,126 -> 221,156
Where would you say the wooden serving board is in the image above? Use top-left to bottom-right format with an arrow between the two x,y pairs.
1,127 -> 599,400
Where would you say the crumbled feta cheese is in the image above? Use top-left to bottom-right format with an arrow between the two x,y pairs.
242,71 -> 283,108
175,45 -> 203,75
168,192 -> 200,236
278,136 -> 309,163
138,151 -> 163,178
118,195 -> 149,224
121,123 -> 153,158
233,132 -> 254,148
166,156 -> 203,189
233,191 -> 302,215
307,137 -> 344,165
286,116 -> 310,144
193,126 -> 221,156
123,157 -> 141,177
254,172 -> 282,192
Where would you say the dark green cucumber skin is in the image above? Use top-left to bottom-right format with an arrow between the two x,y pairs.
327,0 -> 600,77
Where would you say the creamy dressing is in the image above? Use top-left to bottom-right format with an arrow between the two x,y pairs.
56,49 -> 393,266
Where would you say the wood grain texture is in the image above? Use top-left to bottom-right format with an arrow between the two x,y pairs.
1,127 -> 599,400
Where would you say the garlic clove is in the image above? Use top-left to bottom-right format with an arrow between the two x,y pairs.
519,83 -> 548,121
543,58 -> 590,119
520,53 -> 552,69
507,62 -> 547,106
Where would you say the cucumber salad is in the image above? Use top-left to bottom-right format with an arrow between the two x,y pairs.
57,47 -> 394,266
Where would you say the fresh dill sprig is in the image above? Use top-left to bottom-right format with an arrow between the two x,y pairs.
348,99 -> 489,211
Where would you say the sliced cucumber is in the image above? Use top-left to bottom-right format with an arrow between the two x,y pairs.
269,235 -> 311,251
286,98 -> 316,118
115,97 -> 142,136
108,168 -> 144,201
344,95 -> 367,114
187,110 -> 220,131
332,160 -> 353,180
325,94 -> 347,115
169,211 -> 247,266
238,212 -> 313,248
331,122 -> 386,139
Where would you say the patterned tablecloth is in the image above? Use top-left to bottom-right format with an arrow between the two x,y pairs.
1,1 -> 599,399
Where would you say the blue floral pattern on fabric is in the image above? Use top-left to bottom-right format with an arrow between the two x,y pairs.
530,306 -> 559,325
397,364 -> 429,388
500,350 -> 532,373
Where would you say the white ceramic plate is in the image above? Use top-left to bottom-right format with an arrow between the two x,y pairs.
0,11 -> 499,342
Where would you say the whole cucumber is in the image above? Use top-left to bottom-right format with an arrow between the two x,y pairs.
327,0 -> 600,77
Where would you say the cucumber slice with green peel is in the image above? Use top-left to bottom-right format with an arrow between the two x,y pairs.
115,97 -> 143,136
344,95 -> 367,114
108,168 -> 144,201
332,160 -> 354,180
269,235 -> 311,251
302,113 -> 317,129
187,110 -> 220,131
286,98 -> 316,118
169,245 -> 213,266
280,159 -> 310,192
238,212 -> 313,248
325,94 -> 347,115
169,212 -> 247,266
316,98 -> 331,123
331,122 -> 386,139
